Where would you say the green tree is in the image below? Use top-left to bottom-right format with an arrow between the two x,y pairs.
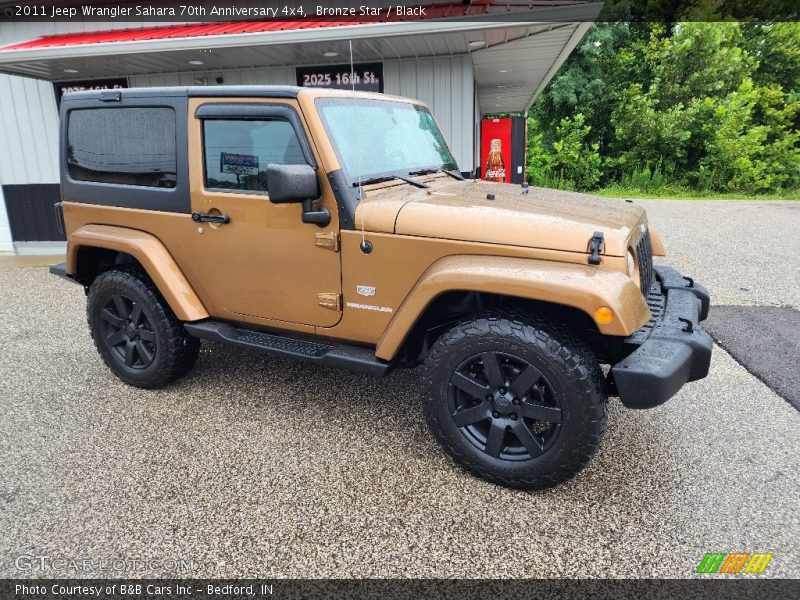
696,80 -> 800,192
533,22 -> 638,153
609,83 -> 692,177
742,22 -> 800,95
645,22 -> 754,107
528,17 -> 799,195
524,117 -> 553,187
525,115 -> 602,190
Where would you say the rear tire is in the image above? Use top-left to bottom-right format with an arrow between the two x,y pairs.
421,311 -> 607,490
87,265 -> 200,389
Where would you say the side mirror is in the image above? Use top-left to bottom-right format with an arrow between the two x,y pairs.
266,163 -> 319,203
265,163 -> 330,227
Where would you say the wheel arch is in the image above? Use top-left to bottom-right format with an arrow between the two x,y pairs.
376,255 -> 649,362
67,224 -> 209,322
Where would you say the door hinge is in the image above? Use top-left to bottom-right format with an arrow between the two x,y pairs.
315,231 -> 339,252
318,292 -> 342,311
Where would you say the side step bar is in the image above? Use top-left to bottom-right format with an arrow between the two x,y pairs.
184,320 -> 392,377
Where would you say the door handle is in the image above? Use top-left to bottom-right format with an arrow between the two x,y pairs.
192,212 -> 230,224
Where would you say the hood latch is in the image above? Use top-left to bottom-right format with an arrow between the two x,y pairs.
588,231 -> 605,265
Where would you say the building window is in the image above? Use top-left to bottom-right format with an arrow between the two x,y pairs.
202,119 -> 305,193
66,107 -> 177,188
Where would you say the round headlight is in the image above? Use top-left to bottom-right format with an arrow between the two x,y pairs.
627,249 -> 636,276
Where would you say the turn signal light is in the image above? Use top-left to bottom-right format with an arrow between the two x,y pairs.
595,306 -> 614,324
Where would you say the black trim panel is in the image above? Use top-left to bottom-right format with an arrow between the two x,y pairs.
60,94 -> 190,213
510,116 -> 526,185
49,262 -> 80,284
187,86 -> 302,99
61,86 -> 301,103
3,184 -> 65,242
184,320 -> 391,377
326,169 -> 358,230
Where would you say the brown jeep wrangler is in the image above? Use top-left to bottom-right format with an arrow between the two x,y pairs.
51,86 -> 712,489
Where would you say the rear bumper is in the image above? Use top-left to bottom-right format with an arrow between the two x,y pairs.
611,266 -> 712,409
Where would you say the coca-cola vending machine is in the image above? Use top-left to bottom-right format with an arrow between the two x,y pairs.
480,116 -> 526,184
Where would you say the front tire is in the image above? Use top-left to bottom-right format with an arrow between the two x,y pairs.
87,266 -> 200,389
421,311 -> 607,490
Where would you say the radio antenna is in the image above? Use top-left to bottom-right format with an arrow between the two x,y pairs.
349,39 -> 366,244
350,40 -> 362,200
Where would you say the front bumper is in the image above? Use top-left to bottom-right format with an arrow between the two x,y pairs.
611,266 -> 712,409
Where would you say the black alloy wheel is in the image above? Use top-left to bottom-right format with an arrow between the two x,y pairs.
87,265 -> 200,389
100,294 -> 157,369
448,351 -> 562,462
422,311 -> 608,490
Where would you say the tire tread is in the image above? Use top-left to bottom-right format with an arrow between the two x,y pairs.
421,310 -> 607,490
87,265 -> 200,389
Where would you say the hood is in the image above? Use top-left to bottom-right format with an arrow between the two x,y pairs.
355,179 -> 646,256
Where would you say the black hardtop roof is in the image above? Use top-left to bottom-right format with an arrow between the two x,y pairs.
61,85 -> 304,102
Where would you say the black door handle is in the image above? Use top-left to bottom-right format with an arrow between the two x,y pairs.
192,212 -> 230,224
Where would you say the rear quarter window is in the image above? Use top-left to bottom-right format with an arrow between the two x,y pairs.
66,107 -> 177,188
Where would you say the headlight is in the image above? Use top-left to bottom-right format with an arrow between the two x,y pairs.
627,249 -> 636,275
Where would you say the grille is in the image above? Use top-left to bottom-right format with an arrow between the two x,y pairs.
626,282 -> 666,345
636,227 -> 654,294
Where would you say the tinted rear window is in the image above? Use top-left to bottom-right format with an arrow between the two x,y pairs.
66,107 -> 177,188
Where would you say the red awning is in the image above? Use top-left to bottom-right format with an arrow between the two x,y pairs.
1,2 -> 566,51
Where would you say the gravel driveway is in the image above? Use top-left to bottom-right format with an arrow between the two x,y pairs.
0,199 -> 798,578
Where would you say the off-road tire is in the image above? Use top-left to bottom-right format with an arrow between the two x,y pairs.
421,311 -> 607,490
87,265 -> 200,389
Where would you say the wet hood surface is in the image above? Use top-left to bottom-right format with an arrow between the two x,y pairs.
355,179 -> 646,256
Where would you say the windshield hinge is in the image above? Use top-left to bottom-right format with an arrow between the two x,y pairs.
588,231 -> 605,265
318,292 -> 342,311
315,231 -> 339,252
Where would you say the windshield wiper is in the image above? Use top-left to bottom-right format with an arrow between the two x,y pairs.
355,173 -> 429,189
408,167 -> 465,181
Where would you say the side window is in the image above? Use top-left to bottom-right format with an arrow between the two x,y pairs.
202,119 -> 305,193
67,107 -> 177,188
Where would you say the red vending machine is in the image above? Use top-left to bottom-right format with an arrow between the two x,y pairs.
480,117 -> 526,184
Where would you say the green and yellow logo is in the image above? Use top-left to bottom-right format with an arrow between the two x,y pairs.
696,552 -> 773,574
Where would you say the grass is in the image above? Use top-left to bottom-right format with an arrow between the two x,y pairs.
528,165 -> 800,200
593,166 -> 800,200
593,184 -> 800,200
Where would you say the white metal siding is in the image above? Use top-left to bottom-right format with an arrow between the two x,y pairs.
0,73 -> 60,185
0,69 -> 61,249
383,55 -> 474,172
0,24 -> 69,248
0,19 -> 172,183
473,83 -> 481,175
0,186 -> 11,251
128,66 -> 294,87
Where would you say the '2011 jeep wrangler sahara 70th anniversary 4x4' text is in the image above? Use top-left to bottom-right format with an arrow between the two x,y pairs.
51,86 -> 712,489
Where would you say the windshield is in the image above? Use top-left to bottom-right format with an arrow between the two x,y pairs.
316,97 -> 458,184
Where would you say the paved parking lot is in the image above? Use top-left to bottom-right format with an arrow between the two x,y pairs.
0,199 -> 798,578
